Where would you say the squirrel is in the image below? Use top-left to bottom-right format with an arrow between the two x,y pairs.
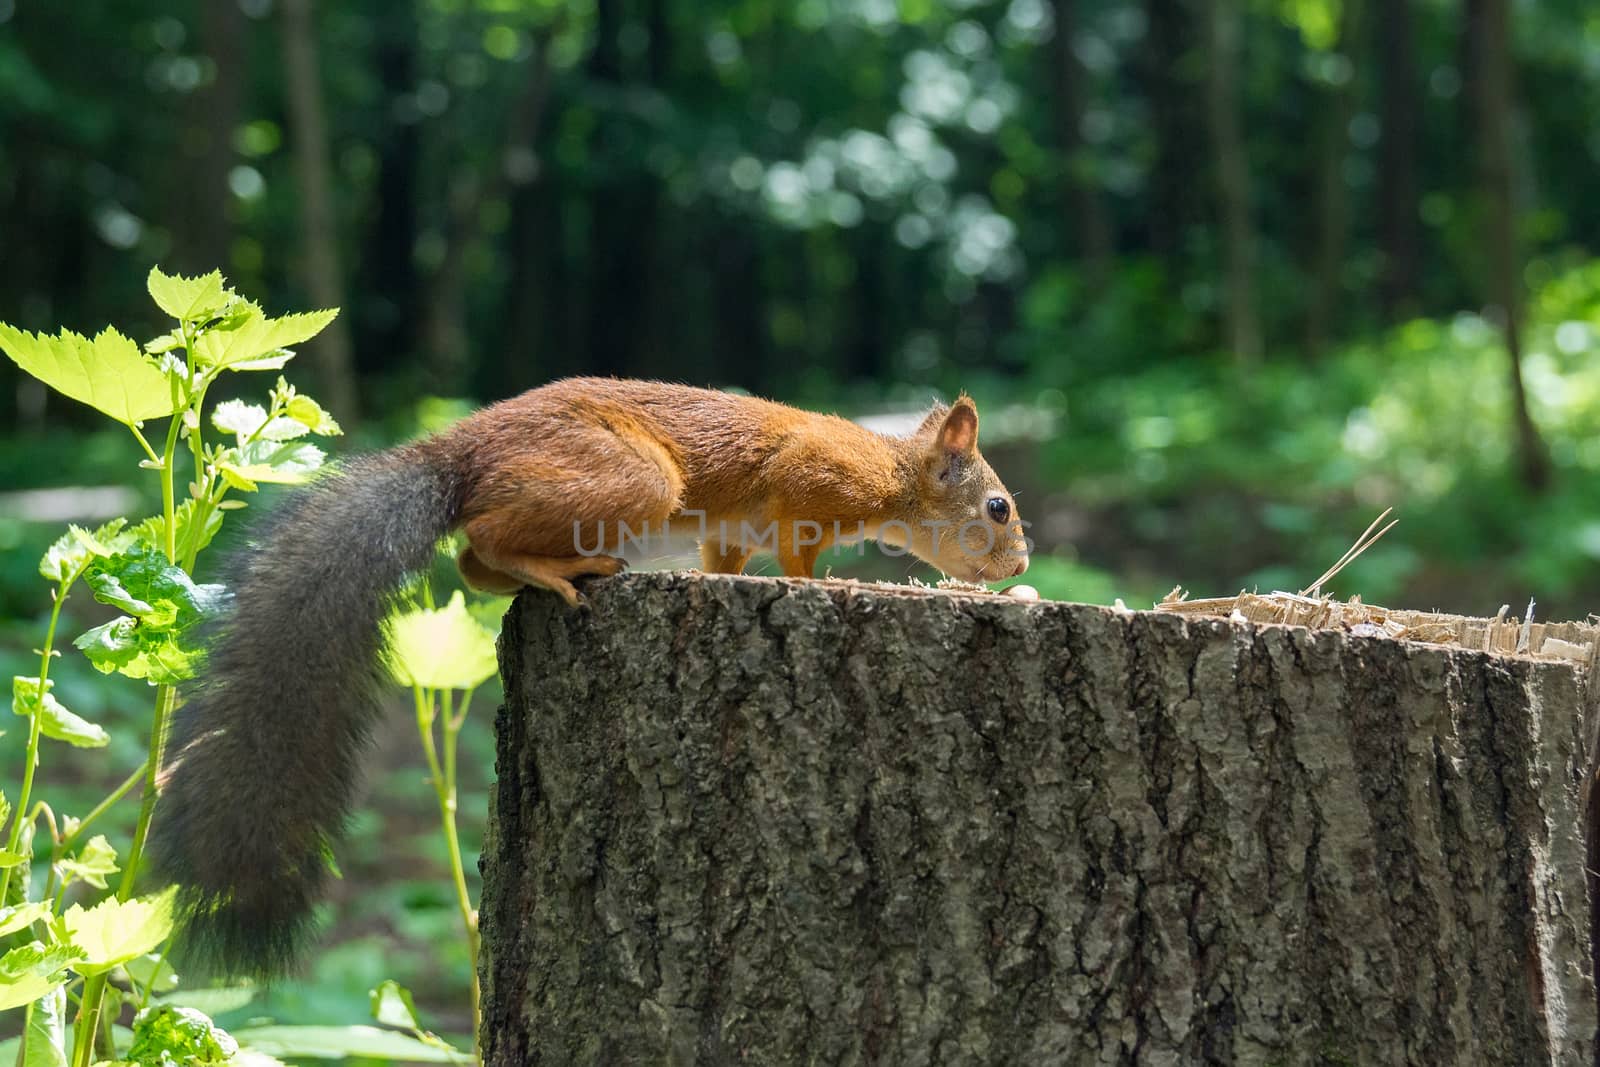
149,376 -> 1028,977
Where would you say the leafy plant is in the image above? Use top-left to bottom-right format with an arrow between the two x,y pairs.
385,585 -> 502,1064
0,268 -> 477,1065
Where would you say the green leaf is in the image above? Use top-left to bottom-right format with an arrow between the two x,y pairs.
56,835 -> 119,890
38,519 -> 132,584
74,617 -> 202,686
56,888 -> 175,976
147,266 -> 236,323
193,306 -> 338,372
217,464 -> 259,493
232,1025 -> 469,1062
84,572 -> 165,622
211,399 -> 309,446
74,544 -> 226,683
211,399 -> 268,438
0,852 -> 19,869
121,953 -> 180,997
23,984 -> 68,1067
130,500 -> 224,559
369,980 -> 422,1030
128,1003 -> 238,1064
235,1052 -> 292,1067
385,591 -> 499,690
286,393 -> 343,436
0,902 -> 52,938
145,329 -> 184,355
12,677 -> 110,749
158,986 -> 258,1017
227,439 -> 326,484
0,323 -> 180,427
0,942 -> 81,1013
86,545 -> 224,628
73,617 -> 141,675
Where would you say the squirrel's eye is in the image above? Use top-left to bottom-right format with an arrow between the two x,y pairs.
986,497 -> 1010,524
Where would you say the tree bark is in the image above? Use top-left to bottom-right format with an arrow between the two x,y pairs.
280,0 -> 359,422
1303,0 -> 1365,360
1203,0 -> 1261,362
1465,0 -> 1550,491
482,572 -> 1597,1064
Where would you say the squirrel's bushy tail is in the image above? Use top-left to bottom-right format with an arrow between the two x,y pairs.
150,443 -> 465,977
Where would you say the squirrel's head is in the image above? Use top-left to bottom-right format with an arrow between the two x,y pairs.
890,395 -> 1029,584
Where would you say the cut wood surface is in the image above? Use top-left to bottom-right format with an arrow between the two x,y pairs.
481,572 -> 1598,1065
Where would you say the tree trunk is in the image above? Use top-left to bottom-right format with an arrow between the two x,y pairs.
420,28 -> 558,385
1465,0 -> 1550,491
481,573 -> 1597,1064
580,0 -> 666,377
1203,0 -> 1261,362
1303,0 -> 1365,360
1139,0 -> 1203,287
280,0 -> 359,423
354,0 -> 421,378
1375,0 -> 1421,320
171,0 -> 247,274
1050,0 -> 1114,284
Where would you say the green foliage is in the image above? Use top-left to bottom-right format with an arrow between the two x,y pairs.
386,592 -> 499,691
55,889 -> 175,976
74,545 -> 225,685
12,677 -> 109,749
126,1004 -> 239,1065
0,266 -> 481,1067
0,325 -> 179,429
0,262 -> 491,1064
227,1024 -> 466,1063
1016,259 -> 1600,616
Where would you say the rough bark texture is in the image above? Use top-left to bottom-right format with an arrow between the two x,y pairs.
481,572 -> 1596,1065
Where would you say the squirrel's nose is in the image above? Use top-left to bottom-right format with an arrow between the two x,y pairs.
1011,555 -> 1029,578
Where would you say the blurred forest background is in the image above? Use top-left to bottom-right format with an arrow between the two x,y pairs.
5,0 -> 1600,1048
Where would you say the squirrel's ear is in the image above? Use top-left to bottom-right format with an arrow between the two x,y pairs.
926,396 -> 978,482
938,396 -> 978,455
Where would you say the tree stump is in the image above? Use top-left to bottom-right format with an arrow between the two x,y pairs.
480,573 -> 1598,1065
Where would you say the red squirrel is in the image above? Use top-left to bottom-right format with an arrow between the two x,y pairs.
150,377 -> 1028,976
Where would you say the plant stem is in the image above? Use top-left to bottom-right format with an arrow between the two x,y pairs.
179,379 -> 215,571
0,576 -> 72,905
58,762 -> 148,855
76,325 -> 201,1067
128,425 -> 161,466
71,683 -> 174,1067
159,414 -> 183,566
72,974 -> 105,1067
415,684 -> 482,1063
118,686 -> 176,899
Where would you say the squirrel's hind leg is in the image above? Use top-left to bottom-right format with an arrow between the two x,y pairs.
459,418 -> 682,604
464,548 -> 626,607
457,545 -> 530,595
